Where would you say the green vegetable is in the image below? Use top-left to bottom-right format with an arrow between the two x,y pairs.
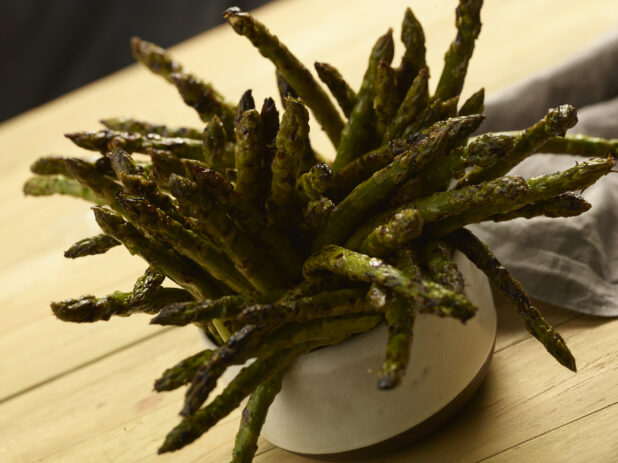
359,208 -> 424,257
458,88 -> 485,116
458,104 -> 578,186
160,345 -> 308,453
421,240 -> 464,293
304,245 -> 477,322
433,0 -> 483,101
489,193 -> 591,221
396,7 -> 427,99
314,62 -> 357,117
52,267 -> 191,322
100,117 -> 203,140
232,372 -> 284,463
374,62 -> 400,139
444,228 -> 576,371
66,129 -> 205,160
428,157 -> 615,236
224,7 -> 344,147
313,115 -> 484,251
235,109 -> 268,206
332,29 -> 394,172
267,97 -> 308,225
385,67 -> 429,141
63,234 -> 120,259
379,297 -> 415,389
24,175 -> 104,204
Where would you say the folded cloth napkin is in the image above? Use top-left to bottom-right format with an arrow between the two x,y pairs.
468,28 -> 618,316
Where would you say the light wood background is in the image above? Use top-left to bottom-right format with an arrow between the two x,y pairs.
0,0 -> 617,462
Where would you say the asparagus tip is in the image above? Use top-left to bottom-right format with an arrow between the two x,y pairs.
149,302 -> 191,326
223,6 -> 244,19
377,375 -> 397,390
50,296 -> 103,323
554,343 -> 577,372
180,404 -> 193,417
566,357 -> 577,372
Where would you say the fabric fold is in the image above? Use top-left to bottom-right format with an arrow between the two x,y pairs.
469,27 -> 618,316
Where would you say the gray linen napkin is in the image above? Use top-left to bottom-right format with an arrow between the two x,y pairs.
468,28 -> 618,316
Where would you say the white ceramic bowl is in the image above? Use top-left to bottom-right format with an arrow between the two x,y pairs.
205,251 -> 496,459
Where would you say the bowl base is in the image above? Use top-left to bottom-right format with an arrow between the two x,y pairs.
285,339 -> 494,461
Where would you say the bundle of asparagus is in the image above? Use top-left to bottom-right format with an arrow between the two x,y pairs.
24,2 -> 617,461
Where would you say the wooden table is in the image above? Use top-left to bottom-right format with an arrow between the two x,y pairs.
1,1 -> 617,461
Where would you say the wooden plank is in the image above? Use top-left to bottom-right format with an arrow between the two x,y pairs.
0,242 -> 156,401
484,403 -> 618,463
0,327 -> 275,462
0,313 -> 614,462
254,316 -> 618,462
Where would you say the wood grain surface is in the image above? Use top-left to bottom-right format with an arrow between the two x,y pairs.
1,0 -> 616,462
